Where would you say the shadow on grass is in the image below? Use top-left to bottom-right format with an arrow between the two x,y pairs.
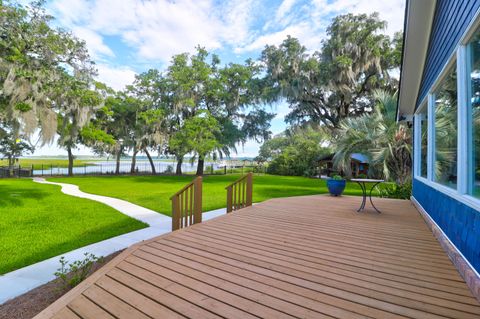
0,185 -> 50,207
0,218 -> 147,275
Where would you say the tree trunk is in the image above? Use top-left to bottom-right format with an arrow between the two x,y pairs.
115,146 -> 123,175
8,156 -> 14,168
67,146 -> 74,176
176,155 -> 183,175
196,156 -> 205,176
145,149 -> 156,174
130,145 -> 138,174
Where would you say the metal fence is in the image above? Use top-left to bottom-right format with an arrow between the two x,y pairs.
0,166 -> 33,178
0,162 -> 267,178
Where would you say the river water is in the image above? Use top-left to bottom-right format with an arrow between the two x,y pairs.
32,160 -> 222,176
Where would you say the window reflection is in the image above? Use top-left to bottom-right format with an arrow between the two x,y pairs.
434,65 -> 457,189
469,30 -> 480,197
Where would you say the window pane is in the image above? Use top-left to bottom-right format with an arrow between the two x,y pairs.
469,30 -> 480,197
420,112 -> 428,178
434,65 -> 457,188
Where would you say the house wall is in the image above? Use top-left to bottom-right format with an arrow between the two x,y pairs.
413,179 -> 480,272
416,0 -> 480,109
411,0 -> 480,275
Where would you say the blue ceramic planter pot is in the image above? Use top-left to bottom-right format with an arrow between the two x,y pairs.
327,179 -> 346,196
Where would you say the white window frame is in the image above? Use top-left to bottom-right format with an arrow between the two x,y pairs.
457,45 -> 469,195
413,103 -> 427,178
413,8 -> 480,212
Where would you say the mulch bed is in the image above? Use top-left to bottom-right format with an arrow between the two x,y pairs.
0,250 -> 123,319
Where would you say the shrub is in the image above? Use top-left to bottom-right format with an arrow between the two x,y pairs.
165,165 -> 174,174
379,181 -> 412,199
332,175 -> 344,180
54,253 -> 103,290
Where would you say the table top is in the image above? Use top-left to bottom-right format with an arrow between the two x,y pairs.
351,178 -> 385,183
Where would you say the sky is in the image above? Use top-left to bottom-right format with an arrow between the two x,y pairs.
32,0 -> 406,157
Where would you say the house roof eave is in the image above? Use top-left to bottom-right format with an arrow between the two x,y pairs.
397,0 -> 437,122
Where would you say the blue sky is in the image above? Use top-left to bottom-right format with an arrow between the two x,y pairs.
33,0 -> 405,157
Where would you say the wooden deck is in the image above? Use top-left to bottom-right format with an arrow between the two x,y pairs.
36,195 -> 480,319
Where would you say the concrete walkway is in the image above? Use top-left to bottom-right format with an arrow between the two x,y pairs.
0,178 -> 226,304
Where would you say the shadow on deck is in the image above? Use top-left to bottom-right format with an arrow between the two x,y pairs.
35,195 -> 480,318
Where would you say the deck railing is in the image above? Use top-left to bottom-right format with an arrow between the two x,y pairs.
226,173 -> 253,213
170,176 -> 202,230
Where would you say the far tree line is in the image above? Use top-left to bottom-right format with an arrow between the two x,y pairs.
0,1 -> 409,183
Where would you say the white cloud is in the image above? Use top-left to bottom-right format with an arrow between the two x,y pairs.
312,0 -> 405,36
238,0 -> 405,53
49,0 -> 257,62
219,0 -> 256,46
49,0 -> 404,62
276,0 -> 298,22
236,21 -> 324,54
72,27 -> 115,59
95,64 -> 137,91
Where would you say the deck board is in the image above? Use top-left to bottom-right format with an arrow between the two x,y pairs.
35,195 -> 480,319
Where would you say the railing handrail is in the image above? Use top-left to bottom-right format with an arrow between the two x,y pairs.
226,173 -> 253,213
225,173 -> 251,190
170,177 -> 200,199
171,176 -> 203,231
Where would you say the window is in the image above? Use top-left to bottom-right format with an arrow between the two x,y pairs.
433,64 -> 457,189
419,110 -> 428,178
468,28 -> 480,198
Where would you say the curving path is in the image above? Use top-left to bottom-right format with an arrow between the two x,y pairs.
33,177 -> 171,228
0,178 -> 226,304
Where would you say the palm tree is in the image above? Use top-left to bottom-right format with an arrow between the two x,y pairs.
333,90 -> 412,184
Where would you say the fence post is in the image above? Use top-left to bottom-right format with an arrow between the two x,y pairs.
84,164 -> 87,175
224,166 -> 227,175
172,196 -> 180,230
41,164 -> 44,176
246,173 -> 253,207
193,176 -> 202,224
50,164 -> 53,177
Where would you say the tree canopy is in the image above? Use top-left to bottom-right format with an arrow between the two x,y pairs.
0,1 -> 408,180
260,13 -> 402,130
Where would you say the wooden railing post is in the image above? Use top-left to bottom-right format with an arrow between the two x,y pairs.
194,176 -> 202,224
172,196 -> 180,231
226,186 -> 233,213
246,173 -> 253,207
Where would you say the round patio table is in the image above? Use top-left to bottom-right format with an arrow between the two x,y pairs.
351,178 -> 384,213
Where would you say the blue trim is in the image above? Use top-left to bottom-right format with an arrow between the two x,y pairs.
413,179 -> 480,273
416,0 -> 480,109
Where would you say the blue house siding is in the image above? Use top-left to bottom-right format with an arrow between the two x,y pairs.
413,179 -> 480,273
416,0 -> 480,109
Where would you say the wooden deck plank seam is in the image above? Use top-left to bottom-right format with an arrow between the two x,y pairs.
160,236 -> 471,297
163,233 -> 478,318
142,240 -> 480,315
190,223 -> 458,272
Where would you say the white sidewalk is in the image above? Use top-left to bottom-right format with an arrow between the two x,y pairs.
0,178 -> 226,304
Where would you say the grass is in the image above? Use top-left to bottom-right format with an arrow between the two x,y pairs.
0,159 -> 92,170
50,174 -> 368,216
0,179 -> 147,275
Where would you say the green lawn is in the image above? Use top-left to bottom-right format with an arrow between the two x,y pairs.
50,174 -> 367,216
0,179 -> 147,274
0,158 -> 92,170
